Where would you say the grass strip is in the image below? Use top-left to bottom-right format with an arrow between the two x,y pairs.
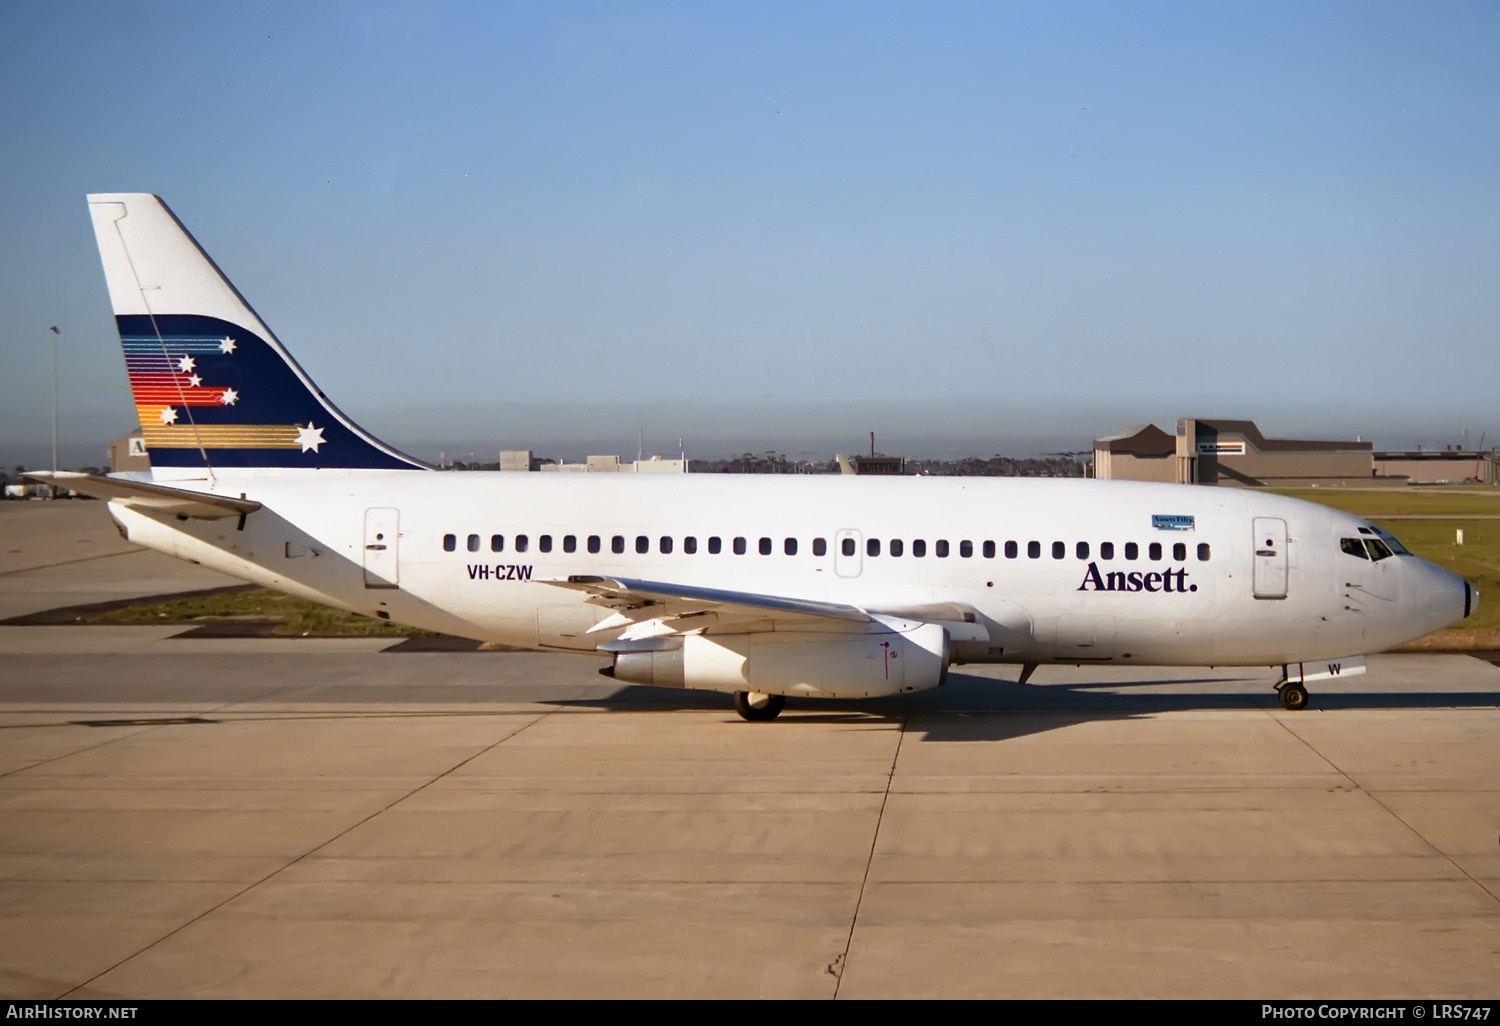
97,588 -> 433,637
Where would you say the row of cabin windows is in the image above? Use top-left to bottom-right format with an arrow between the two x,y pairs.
441,533 -> 1211,563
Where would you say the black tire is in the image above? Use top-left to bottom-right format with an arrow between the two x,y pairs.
1279,683 -> 1309,711
734,691 -> 786,721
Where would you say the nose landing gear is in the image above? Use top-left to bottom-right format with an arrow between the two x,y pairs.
1274,665 -> 1310,711
734,691 -> 785,721
1275,680 -> 1309,710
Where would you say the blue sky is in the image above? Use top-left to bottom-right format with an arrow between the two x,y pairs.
2,1 -> 1497,465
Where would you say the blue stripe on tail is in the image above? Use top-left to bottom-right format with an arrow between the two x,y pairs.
119,313 -> 424,470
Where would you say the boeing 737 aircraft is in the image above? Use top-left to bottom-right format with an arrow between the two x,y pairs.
33,194 -> 1479,719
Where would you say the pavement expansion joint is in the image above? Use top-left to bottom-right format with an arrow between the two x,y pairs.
832,701 -> 909,998
58,705 -> 562,999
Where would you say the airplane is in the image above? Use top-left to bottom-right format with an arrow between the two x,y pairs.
31,193 -> 1479,720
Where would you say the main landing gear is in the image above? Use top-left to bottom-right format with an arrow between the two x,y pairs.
1274,670 -> 1309,711
734,691 -> 786,721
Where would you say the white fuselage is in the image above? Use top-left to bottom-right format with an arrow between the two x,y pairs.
107,472 -> 1470,669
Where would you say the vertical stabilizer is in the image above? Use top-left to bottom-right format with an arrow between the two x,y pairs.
88,193 -> 425,473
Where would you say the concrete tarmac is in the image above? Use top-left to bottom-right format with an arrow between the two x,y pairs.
1,502 -> 1498,998
0,501 -> 238,620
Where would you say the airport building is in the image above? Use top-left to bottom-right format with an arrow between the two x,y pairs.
108,431 -> 150,473
1374,449 -> 1499,485
1096,419 -> 1498,486
1094,419 -> 1374,487
536,453 -> 688,473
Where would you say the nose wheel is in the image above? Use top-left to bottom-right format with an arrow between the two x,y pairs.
1275,680 -> 1309,711
734,691 -> 785,721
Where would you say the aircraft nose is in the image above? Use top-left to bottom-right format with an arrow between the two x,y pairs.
1403,557 -> 1470,632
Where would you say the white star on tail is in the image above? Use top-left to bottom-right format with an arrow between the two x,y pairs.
219,388 -> 238,406
188,374 -> 201,387
219,337 -> 236,354
295,422 -> 325,453
159,407 -> 178,425
177,355 -> 196,373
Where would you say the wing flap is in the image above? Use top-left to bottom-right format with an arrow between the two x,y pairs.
546,575 -> 871,630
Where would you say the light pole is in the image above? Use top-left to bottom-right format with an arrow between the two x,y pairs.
48,326 -> 59,497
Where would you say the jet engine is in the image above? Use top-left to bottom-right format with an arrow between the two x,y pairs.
605,621 -> 950,699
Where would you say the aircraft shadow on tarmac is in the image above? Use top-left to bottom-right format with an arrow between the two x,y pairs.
556,670 -> 1500,743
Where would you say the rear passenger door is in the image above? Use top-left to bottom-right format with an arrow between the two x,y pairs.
363,508 -> 400,589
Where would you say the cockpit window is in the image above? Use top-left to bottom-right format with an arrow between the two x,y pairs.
1340,538 -> 1369,560
1378,532 -> 1410,556
1365,538 -> 1394,561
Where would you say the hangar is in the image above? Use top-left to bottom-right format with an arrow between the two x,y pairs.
1094,419 -> 1374,487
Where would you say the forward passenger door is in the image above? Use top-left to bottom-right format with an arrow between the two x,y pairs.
1252,517 -> 1287,599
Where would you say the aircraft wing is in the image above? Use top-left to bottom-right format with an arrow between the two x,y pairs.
24,472 -> 261,520
544,575 -> 989,646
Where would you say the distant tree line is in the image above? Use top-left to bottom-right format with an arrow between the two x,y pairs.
439,451 -> 1089,476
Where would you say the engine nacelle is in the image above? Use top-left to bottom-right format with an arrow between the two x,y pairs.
608,622 -> 950,699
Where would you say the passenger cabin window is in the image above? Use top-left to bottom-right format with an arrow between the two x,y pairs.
813,538 -> 827,556
443,533 -> 456,552
759,537 -> 772,555
636,535 -> 649,554
1197,543 -> 1211,561
611,535 -> 625,554
684,537 -> 698,555
841,537 -> 856,557
734,537 -> 747,555
1100,542 -> 1114,560
1340,538 -> 1369,560
1076,541 -> 1089,560
891,539 -> 904,557
867,538 -> 881,557
587,535 -> 601,554
1005,541 -> 1018,559
490,534 -> 504,552
514,535 -> 528,553
983,540 -> 995,559
1028,541 -> 1041,559
659,536 -> 672,554
1051,541 -> 1065,559
563,535 -> 576,553
467,534 -> 480,552
913,539 -> 927,557
935,540 -> 950,558
709,536 -> 722,554
1125,542 -> 1139,560
960,540 -> 973,558
1172,542 -> 1186,561
784,538 -> 797,556
539,535 -> 553,553
1148,542 -> 1162,561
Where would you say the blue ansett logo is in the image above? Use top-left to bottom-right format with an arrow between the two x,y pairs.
1152,514 -> 1195,531
1077,562 -> 1197,593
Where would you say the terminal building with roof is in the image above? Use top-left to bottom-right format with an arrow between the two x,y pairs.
1094,419 -> 1497,486
1094,419 -> 1374,487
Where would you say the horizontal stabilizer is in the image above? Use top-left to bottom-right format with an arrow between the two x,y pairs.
25,472 -> 261,520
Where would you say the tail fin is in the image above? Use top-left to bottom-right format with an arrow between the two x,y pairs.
88,193 -> 425,473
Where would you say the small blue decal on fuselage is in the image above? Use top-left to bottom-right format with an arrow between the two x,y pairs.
1151,514 -> 1195,531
